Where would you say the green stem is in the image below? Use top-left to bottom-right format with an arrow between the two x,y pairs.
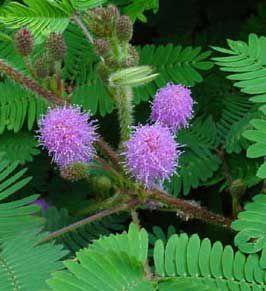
54,61 -> 63,97
37,199 -> 140,245
232,197 -> 239,219
115,86 -> 134,145
24,56 -> 35,78
131,209 -> 141,228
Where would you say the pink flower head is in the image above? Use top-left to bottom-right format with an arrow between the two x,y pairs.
38,106 -> 97,168
124,124 -> 181,188
151,83 -> 194,132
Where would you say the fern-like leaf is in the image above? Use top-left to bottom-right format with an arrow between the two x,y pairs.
48,224 -> 212,290
154,232 -> 266,290
243,118 -> 266,178
0,229 -> 67,291
213,34 -> 266,178
134,44 -> 213,104
48,223 -> 154,290
63,23 -> 96,84
0,81 -> 47,133
166,117 -> 221,196
213,34 -> 266,96
114,0 -> 159,22
71,75 -> 114,116
0,155 -> 43,241
232,194 -> 266,261
0,0 -> 71,41
0,131 -> 40,163
70,0 -> 107,11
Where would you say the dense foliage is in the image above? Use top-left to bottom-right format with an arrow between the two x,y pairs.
1,0 -> 266,290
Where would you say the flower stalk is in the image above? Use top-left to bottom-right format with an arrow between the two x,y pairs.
115,86 -> 134,144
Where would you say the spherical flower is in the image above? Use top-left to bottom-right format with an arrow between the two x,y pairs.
124,124 -> 181,188
151,83 -> 194,132
38,106 -> 97,168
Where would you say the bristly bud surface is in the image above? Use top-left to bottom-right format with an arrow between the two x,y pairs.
45,33 -> 66,61
86,5 -> 120,38
94,39 -> 111,57
34,55 -> 49,78
14,28 -> 34,56
116,15 -> 133,42
60,163 -> 89,182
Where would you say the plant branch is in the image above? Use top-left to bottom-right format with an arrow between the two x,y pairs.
37,199 -> 140,245
150,188 -> 232,228
0,58 -> 233,231
0,59 -> 64,105
96,138 -> 123,171
216,149 -> 233,185
72,13 -> 94,45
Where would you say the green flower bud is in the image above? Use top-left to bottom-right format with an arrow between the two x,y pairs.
116,15 -> 133,42
46,33 -> 66,61
60,163 -> 89,182
14,28 -> 34,56
92,175 -> 112,196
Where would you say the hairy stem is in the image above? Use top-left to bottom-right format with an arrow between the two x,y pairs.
0,59 -> 64,105
0,61 -> 232,230
115,87 -> 134,145
37,199 -> 140,245
151,188 -> 232,228
72,14 -> 94,44
96,138 -> 123,171
131,209 -> 141,228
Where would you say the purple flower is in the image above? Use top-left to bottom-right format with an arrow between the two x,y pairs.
151,83 -> 194,132
124,124 -> 181,188
33,198 -> 50,211
38,106 -> 97,168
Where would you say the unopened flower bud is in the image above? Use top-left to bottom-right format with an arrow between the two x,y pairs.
94,39 -> 110,57
106,4 -> 120,21
45,33 -> 66,61
34,56 -> 49,78
14,28 -> 33,56
60,163 -> 89,182
86,5 -> 119,38
92,175 -> 112,195
125,45 -> 139,67
116,15 -> 133,42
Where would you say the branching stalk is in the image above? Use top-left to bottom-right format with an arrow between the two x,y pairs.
0,58 -> 232,235
150,188 -> 232,228
0,59 -> 64,105
37,199 -> 139,245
